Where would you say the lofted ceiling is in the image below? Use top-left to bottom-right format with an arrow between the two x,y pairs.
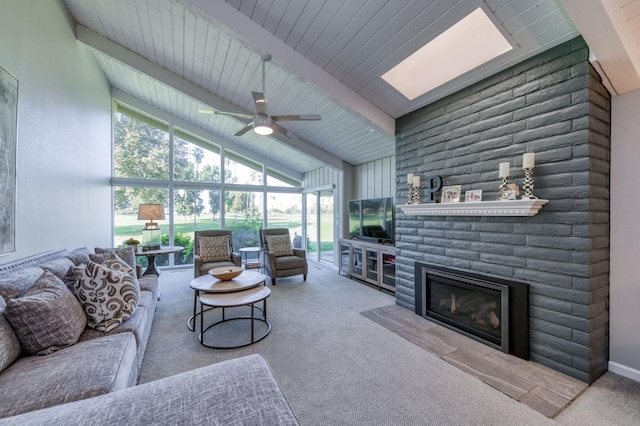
61,0 -> 640,177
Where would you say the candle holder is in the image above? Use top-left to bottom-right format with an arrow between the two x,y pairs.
499,176 -> 511,200
412,184 -> 421,204
521,167 -> 536,200
407,183 -> 421,204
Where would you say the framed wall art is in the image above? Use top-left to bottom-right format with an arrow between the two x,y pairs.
441,185 -> 461,203
0,65 -> 18,255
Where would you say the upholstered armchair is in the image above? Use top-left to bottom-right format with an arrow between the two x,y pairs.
259,228 -> 308,285
193,230 -> 241,278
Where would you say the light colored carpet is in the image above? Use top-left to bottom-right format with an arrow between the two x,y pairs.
140,263 -> 640,426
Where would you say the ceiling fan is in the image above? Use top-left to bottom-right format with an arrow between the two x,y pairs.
214,53 -> 321,137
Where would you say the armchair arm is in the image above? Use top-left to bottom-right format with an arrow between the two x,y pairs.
194,254 -> 202,278
264,250 -> 277,276
231,252 -> 242,267
293,248 -> 306,259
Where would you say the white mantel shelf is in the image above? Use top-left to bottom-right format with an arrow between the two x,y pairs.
398,199 -> 549,216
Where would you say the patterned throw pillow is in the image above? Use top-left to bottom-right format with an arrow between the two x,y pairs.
265,234 -> 294,257
4,271 -> 86,355
199,236 -> 231,263
73,261 -> 140,333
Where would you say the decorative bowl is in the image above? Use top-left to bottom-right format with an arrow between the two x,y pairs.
209,266 -> 243,281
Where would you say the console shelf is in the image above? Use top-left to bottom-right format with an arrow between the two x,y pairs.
339,239 -> 395,293
397,199 -> 548,217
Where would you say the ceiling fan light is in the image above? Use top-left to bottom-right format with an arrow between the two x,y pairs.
254,124 -> 273,135
253,114 -> 273,135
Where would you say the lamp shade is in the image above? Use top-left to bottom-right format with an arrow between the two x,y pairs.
137,204 -> 165,221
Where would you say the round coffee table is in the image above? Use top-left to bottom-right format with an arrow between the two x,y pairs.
198,285 -> 272,349
188,270 -> 266,331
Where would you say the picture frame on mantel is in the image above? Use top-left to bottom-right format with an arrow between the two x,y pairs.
441,185 -> 461,203
0,65 -> 18,255
465,189 -> 482,202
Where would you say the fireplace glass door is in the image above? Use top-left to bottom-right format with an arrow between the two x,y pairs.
426,273 -> 509,352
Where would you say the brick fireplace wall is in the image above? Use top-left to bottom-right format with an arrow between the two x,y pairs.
394,37 -> 610,384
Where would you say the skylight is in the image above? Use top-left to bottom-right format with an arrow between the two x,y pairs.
381,7 -> 513,100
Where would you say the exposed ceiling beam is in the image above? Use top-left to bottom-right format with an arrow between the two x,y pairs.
562,0 -> 640,95
181,0 -> 396,138
75,23 -> 344,171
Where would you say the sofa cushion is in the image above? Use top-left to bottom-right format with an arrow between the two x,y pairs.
4,271 -> 86,355
0,299 -> 22,374
39,257 -> 75,281
73,261 -> 139,333
79,305 -> 148,348
0,332 -> 138,419
0,266 -> 44,301
198,235 -> 231,262
266,234 -> 294,257
94,246 -> 137,271
0,354 -> 299,426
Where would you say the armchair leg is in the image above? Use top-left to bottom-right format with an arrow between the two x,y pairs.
303,274 -> 307,281
271,277 -> 276,286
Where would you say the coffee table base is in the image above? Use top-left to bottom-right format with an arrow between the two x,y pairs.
198,286 -> 272,349
199,311 -> 271,349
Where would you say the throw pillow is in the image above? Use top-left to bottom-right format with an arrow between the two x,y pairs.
66,247 -> 92,266
265,234 -> 294,257
4,271 -> 86,355
199,235 -> 231,263
73,260 -> 139,333
94,246 -> 137,271
0,299 -> 22,372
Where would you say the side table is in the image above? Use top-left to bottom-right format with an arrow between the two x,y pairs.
135,245 -> 184,276
239,247 -> 263,272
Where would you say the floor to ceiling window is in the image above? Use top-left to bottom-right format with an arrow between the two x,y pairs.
112,102 -> 305,271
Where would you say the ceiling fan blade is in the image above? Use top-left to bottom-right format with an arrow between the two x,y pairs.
234,123 -> 254,137
272,122 -> 292,139
214,111 -> 253,119
271,114 -> 321,122
252,91 -> 269,116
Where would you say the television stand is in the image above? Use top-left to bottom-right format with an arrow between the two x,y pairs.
339,239 -> 395,293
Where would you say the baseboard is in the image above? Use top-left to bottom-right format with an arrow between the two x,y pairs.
608,361 -> 640,383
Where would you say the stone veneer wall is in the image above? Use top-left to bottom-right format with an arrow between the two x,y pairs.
394,37 -> 610,384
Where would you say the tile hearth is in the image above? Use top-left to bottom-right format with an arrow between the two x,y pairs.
361,304 -> 587,418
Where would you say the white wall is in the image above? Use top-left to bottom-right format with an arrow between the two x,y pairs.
0,0 -> 112,263
353,156 -> 396,200
609,89 -> 640,381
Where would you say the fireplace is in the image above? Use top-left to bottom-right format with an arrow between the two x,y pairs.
415,263 -> 529,360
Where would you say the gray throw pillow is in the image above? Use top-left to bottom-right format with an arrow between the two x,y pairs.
0,299 -> 22,372
94,246 -> 137,271
73,260 -> 139,333
4,271 -> 86,355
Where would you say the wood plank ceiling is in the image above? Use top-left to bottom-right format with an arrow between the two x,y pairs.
63,0 -> 630,177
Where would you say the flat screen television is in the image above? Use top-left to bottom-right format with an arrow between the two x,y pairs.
348,198 -> 394,244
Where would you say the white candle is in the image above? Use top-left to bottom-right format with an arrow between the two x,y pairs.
523,153 -> 535,169
499,162 -> 510,178
413,176 -> 420,187
407,173 -> 414,184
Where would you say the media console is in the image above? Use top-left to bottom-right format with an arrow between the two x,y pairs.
339,239 -> 395,293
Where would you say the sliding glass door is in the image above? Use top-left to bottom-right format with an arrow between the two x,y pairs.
304,189 -> 335,265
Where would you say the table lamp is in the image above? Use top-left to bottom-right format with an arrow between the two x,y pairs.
137,204 -> 165,250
